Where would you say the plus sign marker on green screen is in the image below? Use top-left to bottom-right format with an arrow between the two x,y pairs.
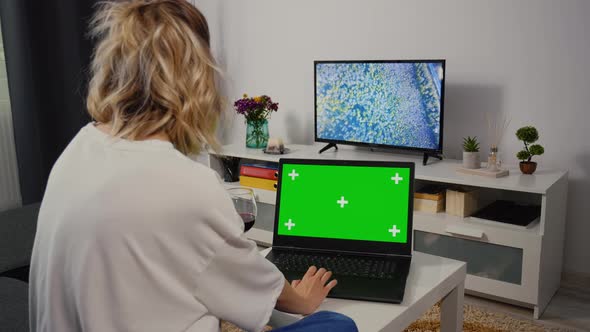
277,164 -> 411,243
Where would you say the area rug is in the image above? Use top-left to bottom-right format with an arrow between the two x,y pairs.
221,303 -> 576,332
404,303 -> 575,332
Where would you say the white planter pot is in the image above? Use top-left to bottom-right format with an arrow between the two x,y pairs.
462,151 -> 481,169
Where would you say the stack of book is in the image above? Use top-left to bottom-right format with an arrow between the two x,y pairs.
414,185 -> 446,213
239,163 -> 279,191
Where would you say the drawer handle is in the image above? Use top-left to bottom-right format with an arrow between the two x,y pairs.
445,225 -> 484,239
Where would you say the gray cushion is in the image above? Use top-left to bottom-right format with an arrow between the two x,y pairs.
0,204 -> 40,274
0,277 -> 29,332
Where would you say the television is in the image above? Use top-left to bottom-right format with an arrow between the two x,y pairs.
314,60 -> 445,163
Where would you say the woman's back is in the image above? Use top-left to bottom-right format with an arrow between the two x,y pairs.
30,124 -> 284,331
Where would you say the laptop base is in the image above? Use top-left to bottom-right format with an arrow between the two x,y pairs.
267,249 -> 411,304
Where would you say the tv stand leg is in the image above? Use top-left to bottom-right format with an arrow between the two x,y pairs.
318,143 -> 338,154
423,152 -> 443,166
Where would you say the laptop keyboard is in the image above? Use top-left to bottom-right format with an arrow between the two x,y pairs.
271,251 -> 397,280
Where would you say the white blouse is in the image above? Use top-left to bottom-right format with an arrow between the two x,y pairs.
29,123 -> 284,332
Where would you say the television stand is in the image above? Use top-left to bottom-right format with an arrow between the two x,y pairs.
207,143 -> 568,319
423,152 -> 443,166
318,143 -> 338,154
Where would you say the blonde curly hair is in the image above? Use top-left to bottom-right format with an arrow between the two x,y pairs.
86,0 -> 221,154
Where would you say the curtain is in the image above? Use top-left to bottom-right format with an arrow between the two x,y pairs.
0,0 -> 97,204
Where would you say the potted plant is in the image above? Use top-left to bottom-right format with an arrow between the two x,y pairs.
462,136 -> 481,169
515,126 -> 544,174
234,94 -> 279,149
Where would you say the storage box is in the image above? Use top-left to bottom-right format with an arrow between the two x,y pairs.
414,197 -> 445,213
414,185 -> 446,213
446,187 -> 479,217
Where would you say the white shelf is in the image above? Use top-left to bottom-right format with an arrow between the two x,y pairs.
243,210 -> 542,248
222,178 -> 542,238
210,143 -> 567,194
416,211 -> 541,235
209,144 -> 309,163
413,212 -> 541,243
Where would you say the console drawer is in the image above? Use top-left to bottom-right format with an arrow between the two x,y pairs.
414,230 -> 523,284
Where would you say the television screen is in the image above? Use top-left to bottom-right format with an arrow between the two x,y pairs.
315,60 -> 445,152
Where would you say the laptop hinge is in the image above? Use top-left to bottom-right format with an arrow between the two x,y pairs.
270,246 -> 411,259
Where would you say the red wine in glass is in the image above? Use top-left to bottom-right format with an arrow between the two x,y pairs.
228,187 -> 257,233
239,212 -> 256,232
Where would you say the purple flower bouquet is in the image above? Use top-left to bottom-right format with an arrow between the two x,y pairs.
234,94 -> 279,148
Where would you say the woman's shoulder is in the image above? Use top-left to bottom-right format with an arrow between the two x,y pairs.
141,153 -> 243,235
142,152 -> 223,195
164,152 -> 221,185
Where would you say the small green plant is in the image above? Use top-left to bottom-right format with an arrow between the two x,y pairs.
515,126 -> 544,162
462,136 -> 480,152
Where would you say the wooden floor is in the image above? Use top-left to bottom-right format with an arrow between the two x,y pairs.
465,285 -> 590,331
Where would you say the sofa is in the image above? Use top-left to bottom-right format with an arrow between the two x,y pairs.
0,203 -> 40,332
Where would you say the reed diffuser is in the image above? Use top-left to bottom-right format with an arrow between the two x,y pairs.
486,113 -> 510,171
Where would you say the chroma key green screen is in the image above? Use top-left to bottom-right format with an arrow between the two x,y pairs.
277,163 -> 411,243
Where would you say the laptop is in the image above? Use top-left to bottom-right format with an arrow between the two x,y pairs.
266,158 -> 415,303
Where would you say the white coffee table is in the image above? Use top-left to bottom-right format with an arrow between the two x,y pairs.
261,248 -> 466,332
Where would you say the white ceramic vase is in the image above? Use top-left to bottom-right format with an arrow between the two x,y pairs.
462,151 -> 481,169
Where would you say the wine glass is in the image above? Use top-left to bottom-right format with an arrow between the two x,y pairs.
227,187 -> 257,232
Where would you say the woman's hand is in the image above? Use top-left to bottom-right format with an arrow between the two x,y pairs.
275,266 -> 338,315
290,266 -> 338,315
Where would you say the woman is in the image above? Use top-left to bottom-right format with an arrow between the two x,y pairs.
28,1 -> 358,331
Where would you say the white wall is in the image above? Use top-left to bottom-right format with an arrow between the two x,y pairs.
198,0 -> 590,275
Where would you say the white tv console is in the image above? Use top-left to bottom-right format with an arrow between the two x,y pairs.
207,143 -> 568,319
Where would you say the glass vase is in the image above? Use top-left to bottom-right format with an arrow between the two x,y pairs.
245,119 -> 269,149
487,146 -> 499,171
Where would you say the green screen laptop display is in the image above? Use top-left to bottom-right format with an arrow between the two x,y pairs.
277,163 -> 411,243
